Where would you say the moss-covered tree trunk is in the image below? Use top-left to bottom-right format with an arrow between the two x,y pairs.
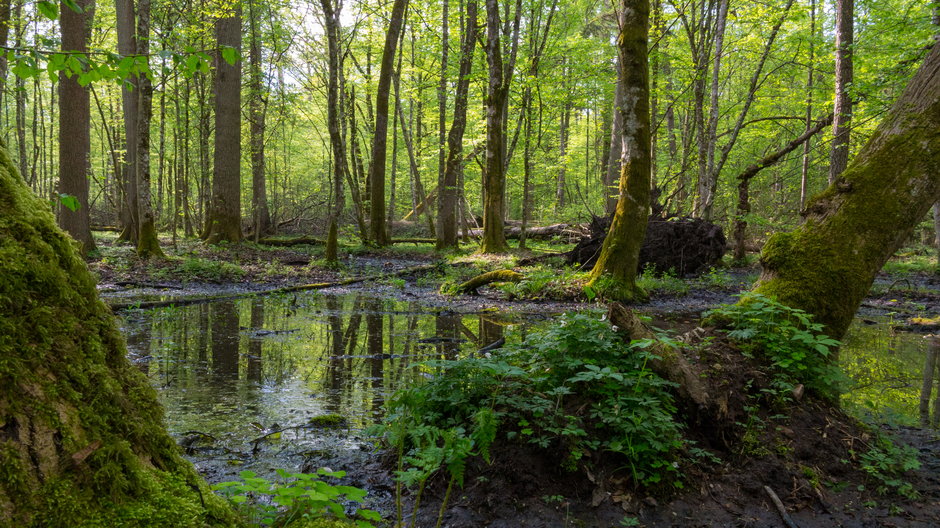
0,146 -> 232,525
754,44 -> 940,340
585,0 -> 651,302
480,0 -> 509,254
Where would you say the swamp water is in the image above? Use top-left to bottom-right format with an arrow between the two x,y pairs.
118,291 -> 939,486
119,291 -> 552,484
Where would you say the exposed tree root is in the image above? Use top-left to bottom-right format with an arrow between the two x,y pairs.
454,270 -> 524,295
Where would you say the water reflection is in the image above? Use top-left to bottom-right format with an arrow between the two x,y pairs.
841,318 -> 938,426
120,292 -> 531,481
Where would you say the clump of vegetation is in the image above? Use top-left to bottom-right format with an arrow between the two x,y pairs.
855,433 -> 921,498
635,266 -> 690,296
150,256 -> 247,282
212,469 -> 380,527
371,313 -> 686,519
308,414 -> 348,428
705,294 -> 850,400
497,265 -> 586,300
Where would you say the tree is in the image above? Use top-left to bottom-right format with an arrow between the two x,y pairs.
480,0 -> 512,254
754,43 -> 940,341
584,0 -> 651,302
248,0 -> 272,238
203,1 -> 243,244
58,0 -> 97,255
0,144 -> 232,525
829,0 -> 854,184
436,0 -> 478,249
367,0 -> 409,246
136,0 -> 164,258
320,0 -> 348,262
116,0 -> 139,244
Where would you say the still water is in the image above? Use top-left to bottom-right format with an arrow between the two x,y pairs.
120,291 -> 545,481
120,291 -> 938,482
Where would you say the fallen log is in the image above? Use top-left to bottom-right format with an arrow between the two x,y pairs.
391,238 -> 436,244
567,215 -> 725,276
257,236 -> 327,247
454,270 -> 524,295
107,262 -> 440,311
466,223 -> 586,241
608,302 -> 708,409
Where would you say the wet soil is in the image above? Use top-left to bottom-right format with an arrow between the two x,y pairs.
91,237 -> 940,527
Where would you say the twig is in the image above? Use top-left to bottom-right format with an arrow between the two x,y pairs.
763,485 -> 799,528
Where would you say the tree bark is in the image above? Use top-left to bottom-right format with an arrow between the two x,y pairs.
481,0 -> 510,253
605,57 -> 625,215
436,0 -> 478,249
203,1 -> 243,244
434,0 -> 450,247
0,142 -> 232,525
58,0 -> 97,255
800,0 -> 818,210
320,0 -> 347,262
115,0 -> 139,243
754,44 -> 940,341
585,0 -> 651,302
368,0 -> 409,246
135,0 -> 163,258
829,0 -> 854,184
248,0 -> 271,239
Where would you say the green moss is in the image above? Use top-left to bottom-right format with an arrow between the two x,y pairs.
307,414 -> 347,428
0,143 -> 235,525
584,274 -> 649,303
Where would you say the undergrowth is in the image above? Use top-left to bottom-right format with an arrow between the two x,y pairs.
706,293 -> 850,401
369,313 -> 686,525
212,469 -> 380,527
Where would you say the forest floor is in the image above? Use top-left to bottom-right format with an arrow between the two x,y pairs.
88,231 -> 940,527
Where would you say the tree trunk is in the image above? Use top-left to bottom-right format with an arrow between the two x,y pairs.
555,99 -> 569,212
203,2 -> 243,244
58,0 -> 97,255
829,0 -> 854,184
437,0 -> 477,249
368,0 -> 408,246
248,0 -> 271,239
800,0 -> 818,210
435,0 -> 449,241
135,0 -> 163,258
585,0 -> 651,302
481,0 -> 509,253
605,58 -> 624,215
0,0 -> 12,111
320,0 -> 347,262
754,44 -> 940,341
695,0 -> 728,221
115,0 -> 139,243
0,143 -> 233,525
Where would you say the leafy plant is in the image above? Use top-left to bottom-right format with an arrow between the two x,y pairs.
705,294 -> 850,400
636,266 -> 690,296
372,313 -> 685,499
211,468 -> 380,527
856,434 -> 921,498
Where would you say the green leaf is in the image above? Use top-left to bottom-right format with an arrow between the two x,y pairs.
37,1 -> 58,20
62,0 -> 83,13
221,46 -> 239,66
58,194 -> 81,212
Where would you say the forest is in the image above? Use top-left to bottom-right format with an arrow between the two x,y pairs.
2,0 -> 940,526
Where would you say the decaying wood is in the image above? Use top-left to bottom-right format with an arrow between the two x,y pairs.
608,302 -> 708,408
107,262 -> 439,310
764,485 -> 800,528
454,269 -> 524,294
257,236 -> 327,246
466,223 -> 587,241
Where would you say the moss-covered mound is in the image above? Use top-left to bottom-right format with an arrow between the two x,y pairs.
0,145 -> 234,526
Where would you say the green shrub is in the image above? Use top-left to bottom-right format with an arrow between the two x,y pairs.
855,432 -> 920,498
705,294 -> 850,400
372,313 -> 684,492
212,469 -> 379,527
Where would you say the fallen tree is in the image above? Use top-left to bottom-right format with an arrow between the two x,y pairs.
0,150 -> 233,525
566,214 -> 726,276
753,44 -> 940,340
